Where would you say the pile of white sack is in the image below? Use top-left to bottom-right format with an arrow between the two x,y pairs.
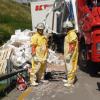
2,29 -> 33,67
47,49 -> 65,66
1,29 -> 65,68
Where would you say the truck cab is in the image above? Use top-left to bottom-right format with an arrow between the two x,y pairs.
76,0 -> 100,67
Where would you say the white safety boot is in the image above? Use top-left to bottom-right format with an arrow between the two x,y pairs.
64,83 -> 73,87
31,82 -> 38,86
40,80 -> 49,83
62,79 -> 68,83
64,79 -> 74,87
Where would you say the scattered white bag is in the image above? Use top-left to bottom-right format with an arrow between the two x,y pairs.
1,29 -> 33,67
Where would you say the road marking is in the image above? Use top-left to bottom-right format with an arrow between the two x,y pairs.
18,87 -> 32,100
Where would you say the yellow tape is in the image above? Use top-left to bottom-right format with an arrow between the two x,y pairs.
18,87 -> 32,100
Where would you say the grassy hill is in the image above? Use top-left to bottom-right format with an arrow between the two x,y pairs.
0,0 -> 32,44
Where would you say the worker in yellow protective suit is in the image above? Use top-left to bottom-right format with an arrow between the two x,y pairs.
30,23 -> 48,86
63,21 -> 78,87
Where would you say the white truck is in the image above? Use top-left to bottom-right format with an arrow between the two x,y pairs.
31,0 -> 78,33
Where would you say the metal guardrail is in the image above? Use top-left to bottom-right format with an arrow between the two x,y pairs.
0,68 -> 27,81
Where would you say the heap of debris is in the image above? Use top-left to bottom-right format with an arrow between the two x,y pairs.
0,29 -> 32,75
0,29 -> 65,75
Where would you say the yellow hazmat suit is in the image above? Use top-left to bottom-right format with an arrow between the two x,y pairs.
64,29 -> 78,85
30,32 -> 48,85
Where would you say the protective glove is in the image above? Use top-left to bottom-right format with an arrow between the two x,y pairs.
65,53 -> 72,63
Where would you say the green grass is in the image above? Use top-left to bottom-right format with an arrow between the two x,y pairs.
0,79 -> 8,92
0,83 -> 7,91
0,0 -> 32,44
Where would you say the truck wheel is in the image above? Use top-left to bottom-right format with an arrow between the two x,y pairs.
79,37 -> 87,71
79,49 -> 87,71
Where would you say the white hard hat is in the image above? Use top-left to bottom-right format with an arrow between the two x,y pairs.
63,21 -> 73,28
36,23 -> 45,30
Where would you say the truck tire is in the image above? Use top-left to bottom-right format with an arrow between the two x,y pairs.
78,37 -> 87,71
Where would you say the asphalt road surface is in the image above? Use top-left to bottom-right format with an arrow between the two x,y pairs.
1,62 -> 100,100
